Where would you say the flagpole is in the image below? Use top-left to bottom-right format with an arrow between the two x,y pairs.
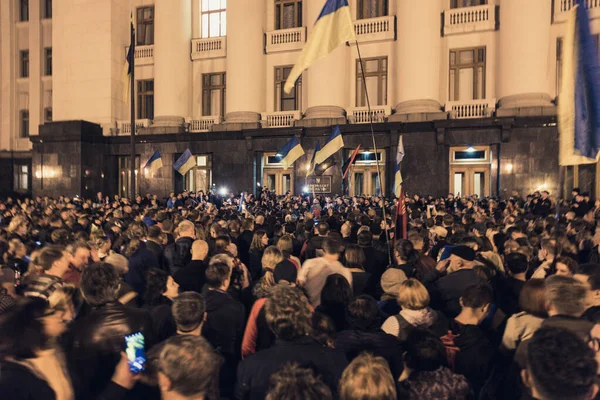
129,20 -> 136,199
355,40 -> 392,266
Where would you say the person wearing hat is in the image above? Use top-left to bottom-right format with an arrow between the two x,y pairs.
428,245 -> 485,319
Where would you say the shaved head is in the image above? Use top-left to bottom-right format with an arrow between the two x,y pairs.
192,240 -> 209,261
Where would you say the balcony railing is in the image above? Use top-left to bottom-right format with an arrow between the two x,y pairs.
188,116 -> 222,132
125,45 -> 154,66
353,15 -> 396,44
348,106 -> 390,124
554,0 -> 600,22
262,111 -> 301,128
117,119 -> 152,135
265,27 -> 306,54
445,99 -> 496,119
444,2 -> 496,35
191,37 -> 227,60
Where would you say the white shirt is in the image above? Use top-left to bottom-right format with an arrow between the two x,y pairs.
299,257 -> 352,307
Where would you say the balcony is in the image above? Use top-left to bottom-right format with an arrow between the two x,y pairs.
117,119 -> 152,135
348,106 -> 390,124
125,45 -> 154,66
554,0 -> 600,22
261,111 -> 301,128
353,15 -> 396,44
187,116 -> 222,132
443,2 -> 496,36
191,37 -> 227,60
265,27 -> 306,54
445,99 -> 496,119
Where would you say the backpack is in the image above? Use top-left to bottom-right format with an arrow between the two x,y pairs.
440,329 -> 461,370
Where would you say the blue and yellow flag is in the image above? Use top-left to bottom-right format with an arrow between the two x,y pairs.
284,0 -> 356,93
278,136 -> 305,169
307,141 -> 321,177
174,149 -> 196,176
143,150 -> 163,174
559,4 -> 600,165
394,136 -> 404,198
314,125 -> 344,165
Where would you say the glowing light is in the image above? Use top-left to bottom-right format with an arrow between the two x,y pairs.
505,163 -> 513,173
306,164 -> 311,171
303,186 -> 310,193
219,187 -> 228,196
257,182 -> 261,187
466,146 -> 476,152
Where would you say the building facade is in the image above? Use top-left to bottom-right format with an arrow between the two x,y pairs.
0,0 -> 597,199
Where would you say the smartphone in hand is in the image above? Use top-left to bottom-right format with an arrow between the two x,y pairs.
124,332 -> 146,374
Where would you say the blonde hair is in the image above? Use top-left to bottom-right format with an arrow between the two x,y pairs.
261,246 -> 283,288
276,235 -> 294,258
7,216 -> 27,234
48,284 -> 79,315
397,278 -> 430,310
339,353 -> 397,400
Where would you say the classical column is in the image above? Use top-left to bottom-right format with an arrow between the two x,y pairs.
29,0 -> 41,136
389,0 -> 444,121
497,0 -> 553,115
153,0 -> 192,128
301,0 -> 349,123
224,0 -> 266,126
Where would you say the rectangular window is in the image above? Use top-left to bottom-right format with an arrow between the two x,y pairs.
14,165 -> 29,192
356,57 -> 388,107
44,0 -> 52,19
450,0 -> 487,8
185,155 -> 213,193
20,0 -> 29,21
275,0 -> 302,30
357,0 -> 388,19
20,50 -> 29,78
201,0 -> 227,38
44,48 -> 52,76
136,6 -> 154,46
202,72 -> 226,116
137,80 -> 154,120
118,156 -> 140,198
44,107 -> 52,122
449,47 -> 486,101
275,66 -> 301,111
20,110 -> 29,138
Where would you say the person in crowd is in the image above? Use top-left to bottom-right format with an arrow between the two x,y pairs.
574,263 -> 600,322
236,284 -> 348,400
357,230 -> 388,285
299,237 -> 352,307
276,234 -> 301,269
145,225 -> 165,266
123,221 -> 160,297
316,274 -> 353,332
265,363 -> 333,400
381,278 -> 448,341
248,230 -> 268,279
555,256 -> 578,276
238,218 -> 255,266
172,291 -> 206,336
0,267 -> 16,314
495,252 -> 529,317
252,246 -> 284,300
164,220 -> 196,277
62,241 -> 91,286
104,253 -> 139,307
501,279 -> 546,352
343,244 -> 374,296
304,221 -> 330,260
24,245 -> 70,301
174,239 -> 209,293
338,353 -> 397,400
143,268 -> 179,342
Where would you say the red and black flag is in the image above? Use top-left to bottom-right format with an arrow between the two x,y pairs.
342,145 -> 361,180
395,185 -> 407,241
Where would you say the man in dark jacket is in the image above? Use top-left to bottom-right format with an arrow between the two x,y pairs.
145,225 -> 165,268
63,262 -> 156,399
357,230 -> 388,284
574,263 -> 600,323
175,239 -> 209,293
303,221 -> 330,260
238,218 -> 254,266
203,260 -> 245,398
236,285 -> 348,400
164,220 -> 195,276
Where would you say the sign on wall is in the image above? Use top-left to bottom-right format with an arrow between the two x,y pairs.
307,176 -> 332,193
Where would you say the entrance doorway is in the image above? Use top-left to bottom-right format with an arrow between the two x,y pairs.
348,150 -> 385,196
449,146 -> 491,197
263,153 -> 294,195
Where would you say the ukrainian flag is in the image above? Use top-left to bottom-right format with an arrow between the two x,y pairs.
174,149 -> 196,176
314,125 -> 344,165
122,13 -> 134,103
559,4 -> 600,166
307,141 -> 321,177
277,136 -> 305,169
394,135 -> 405,198
144,150 -> 163,174
284,0 -> 356,94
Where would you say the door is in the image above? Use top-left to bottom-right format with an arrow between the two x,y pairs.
263,169 -> 294,195
349,168 -> 384,196
450,166 -> 490,197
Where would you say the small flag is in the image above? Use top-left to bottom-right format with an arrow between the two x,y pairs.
277,136 -> 305,169
174,149 -> 196,176
342,145 -> 361,180
397,135 -> 405,164
284,0 -> 356,94
314,125 -> 344,165
559,4 -> 600,165
143,150 -> 163,174
307,141 -> 321,177
394,135 -> 405,198
122,13 -> 134,103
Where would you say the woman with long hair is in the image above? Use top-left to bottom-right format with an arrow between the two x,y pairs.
248,230 -> 268,279
123,221 -> 159,297
316,274 -> 353,332
143,268 -> 179,342
344,245 -> 374,297
276,235 -> 301,269
252,246 -> 284,300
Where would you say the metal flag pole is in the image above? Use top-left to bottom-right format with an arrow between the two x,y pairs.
129,18 -> 136,199
355,39 -> 393,266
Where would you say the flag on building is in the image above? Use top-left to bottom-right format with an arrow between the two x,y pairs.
122,13 -> 134,103
143,150 -> 163,174
342,144 -> 361,179
284,0 -> 356,94
558,4 -> 600,166
314,125 -> 344,165
394,135 -> 405,197
277,136 -> 305,169
174,149 -> 196,176
307,141 -> 321,177
395,185 -> 407,241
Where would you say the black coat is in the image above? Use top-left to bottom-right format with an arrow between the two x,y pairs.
144,296 -> 176,342
124,243 -> 159,297
248,249 -> 264,281
163,237 -> 194,276
429,269 -> 485,319
174,260 -> 208,293
236,337 -> 348,400
238,230 -> 254,266
145,240 -> 164,269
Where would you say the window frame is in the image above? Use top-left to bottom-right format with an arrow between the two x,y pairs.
357,0 -> 388,20
118,156 -> 140,198
137,80 -> 154,120
20,0 -> 29,22
275,0 -> 303,30
449,47 -> 486,101
274,65 -> 301,112
20,50 -> 29,78
44,48 -> 52,76
20,110 -> 29,138
13,164 -> 29,192
355,56 -> 388,107
201,0 -> 227,38
136,6 -> 155,46
43,0 -> 52,19
202,72 -> 226,117
450,0 -> 488,9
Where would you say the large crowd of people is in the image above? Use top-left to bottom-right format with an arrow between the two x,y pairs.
0,187 -> 599,399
